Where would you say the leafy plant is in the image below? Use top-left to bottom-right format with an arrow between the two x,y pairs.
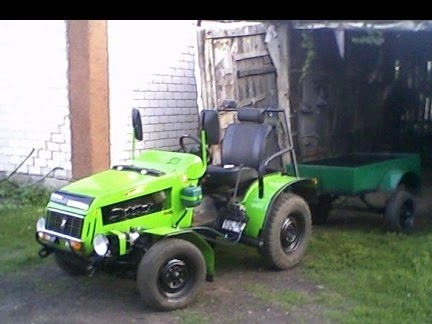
0,180 -> 52,207
300,31 -> 316,84
351,30 -> 384,46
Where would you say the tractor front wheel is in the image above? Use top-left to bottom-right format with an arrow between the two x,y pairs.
137,238 -> 206,311
259,193 -> 312,270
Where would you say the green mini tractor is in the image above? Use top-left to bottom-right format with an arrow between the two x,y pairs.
35,104 -> 317,311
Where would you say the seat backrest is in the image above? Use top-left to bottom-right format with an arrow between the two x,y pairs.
221,108 -> 282,171
200,109 -> 220,145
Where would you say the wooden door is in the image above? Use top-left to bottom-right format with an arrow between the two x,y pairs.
197,23 -> 282,163
197,23 -> 278,116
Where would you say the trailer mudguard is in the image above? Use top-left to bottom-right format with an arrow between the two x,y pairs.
242,173 -> 316,238
379,169 -> 421,193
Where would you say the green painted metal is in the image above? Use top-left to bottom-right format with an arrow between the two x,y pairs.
37,127 -> 213,258
242,173 -> 311,238
39,147 -> 206,255
166,231 -> 215,279
181,186 -> 203,207
289,153 -> 421,196
110,230 -> 128,255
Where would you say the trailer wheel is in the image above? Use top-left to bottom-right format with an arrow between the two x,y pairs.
384,190 -> 416,233
54,250 -> 89,276
259,193 -> 312,270
137,238 -> 206,311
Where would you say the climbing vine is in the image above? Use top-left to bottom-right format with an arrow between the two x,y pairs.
300,31 -> 316,84
351,30 -> 384,46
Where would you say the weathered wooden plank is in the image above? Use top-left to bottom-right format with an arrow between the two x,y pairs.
234,50 -> 269,61
196,29 -> 209,110
205,24 -> 267,39
203,37 -> 217,108
213,38 -> 236,104
232,37 -> 240,102
237,66 -> 276,78
238,93 -> 267,107
267,23 -> 293,164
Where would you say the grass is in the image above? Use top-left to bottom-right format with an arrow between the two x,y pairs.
0,205 -> 48,274
0,180 -> 51,275
302,220 -> 432,323
210,211 -> 432,323
244,281 -> 348,321
174,310 -> 211,324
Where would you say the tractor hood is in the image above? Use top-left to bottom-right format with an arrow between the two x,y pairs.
50,150 -> 205,211
61,168 -> 169,199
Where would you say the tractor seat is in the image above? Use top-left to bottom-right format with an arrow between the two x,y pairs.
205,107 -> 281,188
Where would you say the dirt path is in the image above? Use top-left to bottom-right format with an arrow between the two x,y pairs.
0,247 -> 329,324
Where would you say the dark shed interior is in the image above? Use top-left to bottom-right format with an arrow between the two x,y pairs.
289,21 -> 432,166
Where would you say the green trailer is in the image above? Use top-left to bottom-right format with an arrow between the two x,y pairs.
288,152 -> 422,232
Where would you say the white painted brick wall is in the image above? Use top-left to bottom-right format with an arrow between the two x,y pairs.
0,20 -> 71,183
107,20 -> 200,164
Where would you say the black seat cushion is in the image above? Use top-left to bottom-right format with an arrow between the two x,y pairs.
205,165 -> 258,187
204,107 -> 282,189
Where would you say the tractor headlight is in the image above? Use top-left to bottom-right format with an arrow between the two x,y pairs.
93,234 -> 110,256
36,217 -> 46,231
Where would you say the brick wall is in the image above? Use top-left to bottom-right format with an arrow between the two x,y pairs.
107,20 -> 200,164
0,20 -> 200,185
0,20 -> 71,185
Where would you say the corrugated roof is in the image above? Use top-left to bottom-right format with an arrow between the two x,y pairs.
292,20 -> 432,32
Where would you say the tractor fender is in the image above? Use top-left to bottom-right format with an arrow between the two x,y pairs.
142,226 -> 215,281
242,173 -> 317,238
378,169 -> 421,194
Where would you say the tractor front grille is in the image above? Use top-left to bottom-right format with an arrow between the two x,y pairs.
45,209 -> 84,239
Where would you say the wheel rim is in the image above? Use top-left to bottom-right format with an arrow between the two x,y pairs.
280,214 -> 302,252
158,258 -> 190,297
400,199 -> 415,229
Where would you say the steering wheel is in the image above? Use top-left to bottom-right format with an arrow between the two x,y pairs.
179,134 -> 211,162
179,134 -> 201,153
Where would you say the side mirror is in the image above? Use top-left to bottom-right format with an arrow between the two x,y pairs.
132,108 -> 143,141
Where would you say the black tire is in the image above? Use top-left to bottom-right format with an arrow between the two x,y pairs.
137,238 -> 206,311
54,250 -> 89,276
259,193 -> 312,270
309,195 -> 332,225
384,190 -> 416,233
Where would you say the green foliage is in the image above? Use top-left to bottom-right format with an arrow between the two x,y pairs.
300,31 -> 316,84
351,30 -> 384,46
0,180 -> 52,207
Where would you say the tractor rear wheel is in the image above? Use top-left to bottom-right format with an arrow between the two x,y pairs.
137,238 -> 206,311
259,193 -> 312,270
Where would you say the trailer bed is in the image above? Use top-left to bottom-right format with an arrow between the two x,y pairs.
292,153 -> 421,196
